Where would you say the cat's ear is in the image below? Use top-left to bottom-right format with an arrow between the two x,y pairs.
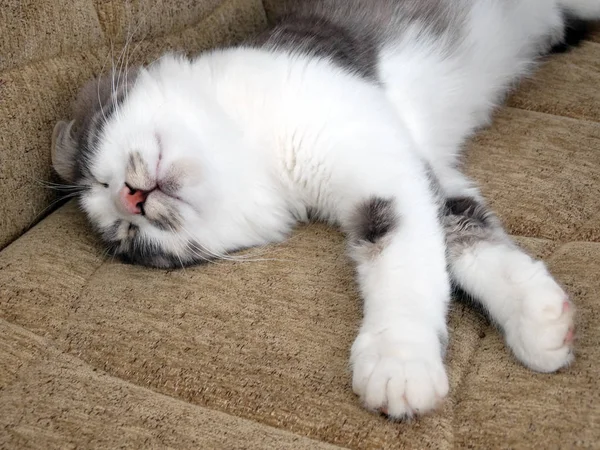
51,120 -> 78,182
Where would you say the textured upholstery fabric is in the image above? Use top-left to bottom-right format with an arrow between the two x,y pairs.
1,2 -> 599,449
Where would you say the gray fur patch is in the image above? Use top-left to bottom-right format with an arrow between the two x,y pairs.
108,236 -> 183,269
127,151 -> 154,191
147,204 -> 181,232
445,197 -> 491,227
443,196 -> 507,260
254,14 -> 379,79
349,197 -> 398,244
258,0 -> 467,79
159,159 -> 195,197
54,68 -> 140,183
142,191 -> 182,232
101,220 -> 193,269
158,176 -> 182,198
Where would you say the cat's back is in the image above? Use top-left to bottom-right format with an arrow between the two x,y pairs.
252,0 -> 468,79
269,0 -> 465,34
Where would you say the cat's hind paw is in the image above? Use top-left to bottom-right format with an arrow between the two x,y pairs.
505,280 -> 575,373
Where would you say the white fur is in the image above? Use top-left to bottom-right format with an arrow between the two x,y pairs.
451,241 -> 575,373
81,0 -> 597,418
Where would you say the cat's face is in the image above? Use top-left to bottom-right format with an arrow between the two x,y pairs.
52,58 -> 277,268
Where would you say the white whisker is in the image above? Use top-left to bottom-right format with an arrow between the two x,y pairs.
175,223 -> 289,264
28,192 -> 81,229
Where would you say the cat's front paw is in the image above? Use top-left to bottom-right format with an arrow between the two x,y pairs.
505,275 -> 575,373
350,329 -> 448,419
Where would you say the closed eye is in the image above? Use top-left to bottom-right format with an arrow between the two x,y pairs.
90,175 -> 109,188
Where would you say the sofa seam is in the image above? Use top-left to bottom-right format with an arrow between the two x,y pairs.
504,105 -> 600,126
0,316 -> 347,449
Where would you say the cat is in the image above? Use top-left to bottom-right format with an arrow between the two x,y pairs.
51,0 -> 599,419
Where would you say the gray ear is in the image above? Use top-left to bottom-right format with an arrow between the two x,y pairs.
51,120 -> 78,182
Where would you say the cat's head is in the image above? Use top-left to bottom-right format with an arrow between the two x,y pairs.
52,55 -> 280,268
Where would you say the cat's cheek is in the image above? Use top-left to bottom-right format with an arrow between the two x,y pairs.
160,157 -> 203,192
80,191 -> 120,231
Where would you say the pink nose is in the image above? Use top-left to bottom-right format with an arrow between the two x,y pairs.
120,184 -> 150,215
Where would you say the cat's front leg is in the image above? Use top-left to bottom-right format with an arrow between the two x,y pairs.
343,191 -> 451,419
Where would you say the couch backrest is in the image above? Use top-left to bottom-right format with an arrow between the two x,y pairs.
0,0 -> 268,250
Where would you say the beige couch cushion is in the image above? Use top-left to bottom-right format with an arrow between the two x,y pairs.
1,210 -> 599,448
1,3 -> 599,449
0,321 -> 339,450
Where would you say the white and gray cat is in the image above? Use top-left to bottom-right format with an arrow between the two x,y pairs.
51,0 -> 599,419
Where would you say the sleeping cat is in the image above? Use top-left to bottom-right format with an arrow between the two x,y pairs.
51,0 -> 599,419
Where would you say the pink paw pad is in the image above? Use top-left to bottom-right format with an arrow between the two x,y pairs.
562,300 -> 575,344
564,327 -> 575,344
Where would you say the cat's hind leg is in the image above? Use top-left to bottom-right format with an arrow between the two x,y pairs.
435,168 -> 575,373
